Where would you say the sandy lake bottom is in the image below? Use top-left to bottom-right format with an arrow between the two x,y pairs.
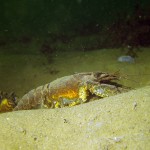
0,48 -> 150,149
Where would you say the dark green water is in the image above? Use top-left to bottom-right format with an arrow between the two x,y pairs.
0,0 -> 150,97
0,47 -> 150,97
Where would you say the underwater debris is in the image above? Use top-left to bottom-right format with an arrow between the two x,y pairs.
111,136 -> 124,143
118,55 -> 135,63
0,91 -> 17,113
40,40 -> 56,63
44,67 -> 60,75
133,101 -> 137,110
125,46 -> 139,58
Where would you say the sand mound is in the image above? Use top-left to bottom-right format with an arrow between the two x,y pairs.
0,86 -> 150,150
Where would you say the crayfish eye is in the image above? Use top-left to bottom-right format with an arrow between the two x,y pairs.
94,72 -> 106,80
93,73 -> 101,81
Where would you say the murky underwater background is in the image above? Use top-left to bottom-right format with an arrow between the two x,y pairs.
0,0 -> 150,98
0,46 -> 150,97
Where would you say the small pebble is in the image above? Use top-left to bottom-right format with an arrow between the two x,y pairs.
118,55 -> 135,63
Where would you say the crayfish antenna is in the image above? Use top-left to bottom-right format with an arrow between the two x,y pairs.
113,70 -> 138,84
